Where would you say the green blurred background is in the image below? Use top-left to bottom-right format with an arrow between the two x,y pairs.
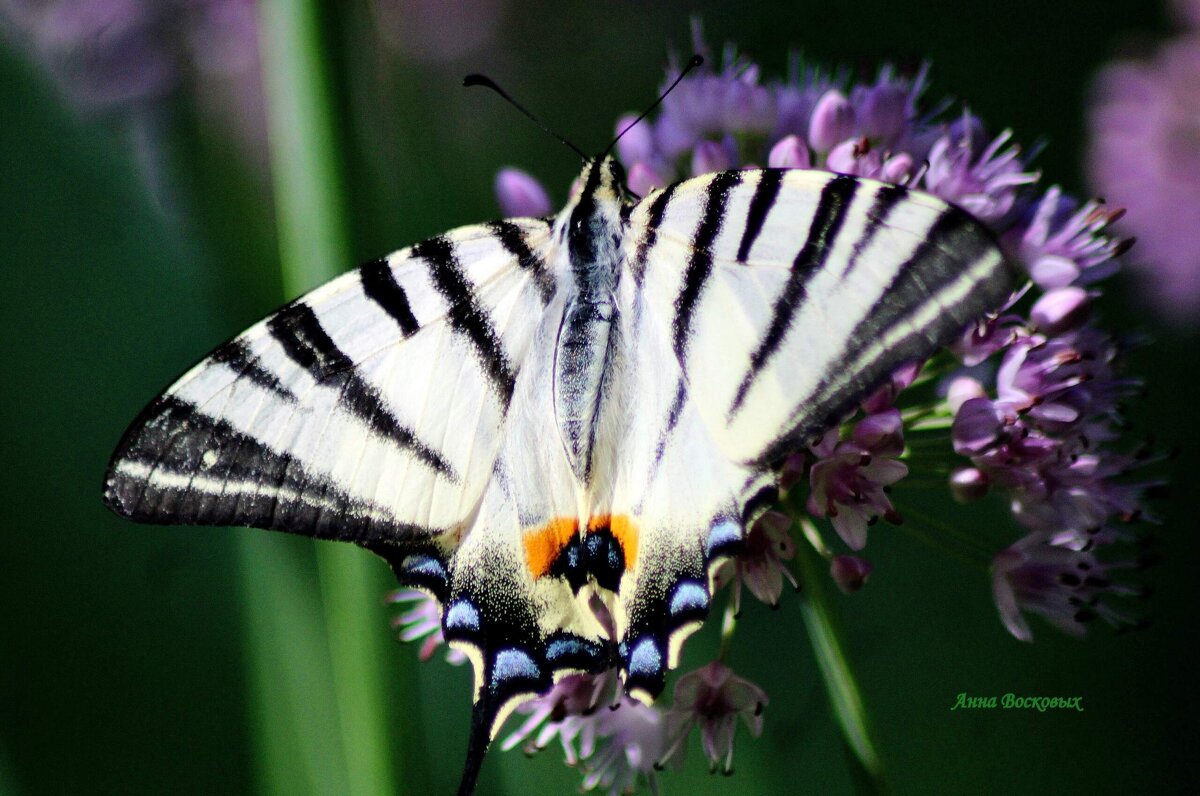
2,1 -> 1197,794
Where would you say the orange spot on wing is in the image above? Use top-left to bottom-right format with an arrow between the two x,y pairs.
589,514 -> 639,571
522,517 -> 578,579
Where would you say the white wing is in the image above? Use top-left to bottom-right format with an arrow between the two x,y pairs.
104,218 -> 556,556
605,168 -> 1013,696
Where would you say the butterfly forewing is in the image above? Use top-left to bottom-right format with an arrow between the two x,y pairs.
103,219 -> 556,543
631,169 -> 1013,467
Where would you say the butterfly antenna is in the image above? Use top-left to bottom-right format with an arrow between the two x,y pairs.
463,73 -> 588,160
602,53 -> 704,159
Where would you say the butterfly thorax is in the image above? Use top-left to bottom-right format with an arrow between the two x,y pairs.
552,157 -> 628,483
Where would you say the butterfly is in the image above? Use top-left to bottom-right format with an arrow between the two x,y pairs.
103,76 -> 1013,794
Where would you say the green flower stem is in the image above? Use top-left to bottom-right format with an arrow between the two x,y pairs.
249,3 -> 399,795
793,517 -> 887,792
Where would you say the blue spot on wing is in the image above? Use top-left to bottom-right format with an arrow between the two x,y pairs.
445,599 -> 481,632
706,518 -> 743,559
668,581 -> 709,619
493,648 -> 541,685
628,637 -> 662,679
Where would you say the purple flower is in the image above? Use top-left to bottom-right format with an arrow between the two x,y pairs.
1087,17 -> 1200,321
372,0 -> 505,63
806,412 -> 908,550
992,531 -> 1147,641
1017,187 -> 1127,289
921,126 -> 1037,223
580,699 -> 671,795
830,555 -> 875,594
387,589 -> 466,665
465,29 -> 1164,785
500,673 -> 613,762
494,167 -> 553,217
661,661 -> 768,774
713,510 -> 798,609
0,1 -> 260,113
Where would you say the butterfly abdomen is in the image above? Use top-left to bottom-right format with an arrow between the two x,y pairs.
551,157 -> 629,482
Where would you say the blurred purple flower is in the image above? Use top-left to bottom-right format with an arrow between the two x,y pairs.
661,661 -> 768,774
0,0 -> 260,113
830,555 -> 874,594
372,0 -> 505,63
580,699 -> 671,795
0,0 -> 267,197
494,167 -> 553,217
992,530 -> 1148,641
387,589 -> 466,666
500,672 -> 612,761
1087,13 -> 1200,321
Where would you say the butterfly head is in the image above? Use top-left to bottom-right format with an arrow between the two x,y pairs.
559,156 -> 630,271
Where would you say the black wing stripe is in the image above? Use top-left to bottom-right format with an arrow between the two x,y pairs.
267,302 -> 456,478
648,377 -> 688,477
837,183 -> 910,279
839,205 -> 993,344
672,170 -> 744,360
728,174 -> 858,416
414,236 -> 517,407
736,169 -> 784,263
631,182 -> 680,285
103,396 -> 442,541
489,220 -> 555,305
360,257 -> 420,337
753,207 -> 1012,465
209,339 -> 297,403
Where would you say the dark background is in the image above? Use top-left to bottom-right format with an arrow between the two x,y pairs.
2,1 -> 1197,794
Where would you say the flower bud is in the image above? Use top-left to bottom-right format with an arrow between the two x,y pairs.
945,375 -> 987,413
614,114 -> 654,164
852,409 -> 904,457
691,140 -> 731,175
495,167 -> 551,216
808,89 -> 856,151
825,138 -> 861,174
830,555 -> 874,593
949,466 -> 990,502
859,83 -> 908,141
779,451 -> 807,490
1028,254 -> 1082,289
768,134 -> 811,169
1030,286 -> 1090,334
881,152 -> 914,183
952,397 -> 1005,456
627,161 -> 668,195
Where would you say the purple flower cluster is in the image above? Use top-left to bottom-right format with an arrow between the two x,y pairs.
1087,0 -> 1200,322
0,0 -> 259,113
0,0 -> 267,184
949,320 -> 1156,638
473,26 -> 1165,790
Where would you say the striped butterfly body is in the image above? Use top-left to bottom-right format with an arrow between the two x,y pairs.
104,157 -> 1012,793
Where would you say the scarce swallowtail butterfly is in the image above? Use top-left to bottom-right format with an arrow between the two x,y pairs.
103,59 -> 1014,794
